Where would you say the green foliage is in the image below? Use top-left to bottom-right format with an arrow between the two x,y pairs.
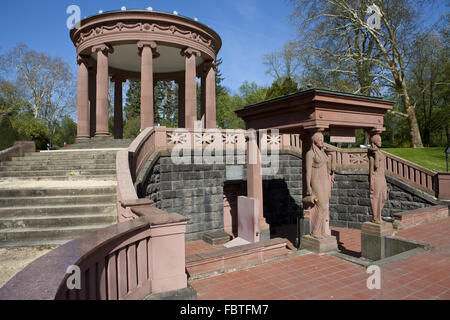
155,81 -> 178,127
11,115 -> 49,150
123,117 -> 141,139
52,116 -> 77,147
0,114 -> 17,150
265,77 -> 299,100
383,148 -> 447,172
125,80 -> 141,121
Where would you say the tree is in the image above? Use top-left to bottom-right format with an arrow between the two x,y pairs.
1,44 -> 76,145
289,0 -> 430,147
124,80 -> 141,120
155,81 -> 178,127
263,41 -> 303,83
265,77 -> 299,100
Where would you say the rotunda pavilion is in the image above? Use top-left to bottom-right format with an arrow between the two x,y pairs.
70,9 -> 222,140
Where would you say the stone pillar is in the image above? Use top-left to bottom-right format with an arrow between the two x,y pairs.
138,41 -> 158,131
76,56 -> 90,141
177,78 -> 185,128
247,130 -> 270,240
113,77 -> 124,140
92,44 -> 113,138
88,70 -> 97,138
181,48 -> 201,129
200,73 -> 206,129
204,61 -> 216,129
361,222 -> 394,260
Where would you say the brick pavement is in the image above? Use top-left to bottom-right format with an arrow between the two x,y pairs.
189,217 -> 450,300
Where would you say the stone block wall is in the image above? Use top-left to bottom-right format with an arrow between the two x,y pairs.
329,170 -> 435,229
139,151 -> 437,240
139,152 -> 303,241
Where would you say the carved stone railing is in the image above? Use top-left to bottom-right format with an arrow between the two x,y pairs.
0,141 -> 35,162
0,208 -> 188,300
324,143 -> 449,200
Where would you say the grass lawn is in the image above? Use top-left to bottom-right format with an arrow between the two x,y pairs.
383,147 -> 447,172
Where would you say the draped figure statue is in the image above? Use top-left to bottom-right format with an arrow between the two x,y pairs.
368,134 -> 388,223
304,132 -> 335,238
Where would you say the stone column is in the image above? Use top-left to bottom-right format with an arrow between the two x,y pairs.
181,48 -> 201,129
92,44 -> 113,138
113,77 -> 124,140
246,130 -> 270,241
204,61 -> 216,129
200,73 -> 206,129
88,70 -> 97,138
177,78 -> 185,128
76,56 -> 90,141
138,41 -> 158,131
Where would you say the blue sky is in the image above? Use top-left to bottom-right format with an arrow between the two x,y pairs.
0,0 -> 296,94
0,1 -> 446,94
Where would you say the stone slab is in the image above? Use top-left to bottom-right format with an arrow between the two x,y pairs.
202,229 -> 231,246
300,235 -> 337,253
361,222 -> 394,237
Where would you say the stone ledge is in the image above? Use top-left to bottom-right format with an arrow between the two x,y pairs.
300,235 -> 337,253
361,221 -> 394,237
392,205 -> 449,230
186,238 -> 295,280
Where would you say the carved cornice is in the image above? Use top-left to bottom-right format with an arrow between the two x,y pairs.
74,21 -> 218,54
92,44 -> 114,55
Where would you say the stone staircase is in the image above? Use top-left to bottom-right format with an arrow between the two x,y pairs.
0,149 -> 121,247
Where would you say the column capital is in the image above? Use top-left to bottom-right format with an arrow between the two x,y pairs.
180,47 -> 201,58
77,55 -> 90,66
91,44 -> 114,55
137,41 -> 160,58
198,60 -> 216,78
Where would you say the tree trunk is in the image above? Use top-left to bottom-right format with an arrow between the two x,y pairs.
402,88 -> 424,148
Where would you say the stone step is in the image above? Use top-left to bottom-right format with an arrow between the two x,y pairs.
0,194 -> 116,207
0,213 -> 117,230
0,159 -> 114,166
0,169 -> 116,178
0,224 -> 113,245
0,164 -> 116,171
0,175 -> 116,181
0,186 -> 116,197
0,203 -> 116,218
11,153 -> 117,161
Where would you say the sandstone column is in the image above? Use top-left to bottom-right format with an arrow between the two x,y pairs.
92,44 -> 113,138
204,61 -> 216,129
246,130 -> 270,240
181,48 -> 200,129
177,78 -> 185,128
138,41 -> 158,131
113,77 -> 124,140
76,56 -> 90,141
88,70 -> 96,138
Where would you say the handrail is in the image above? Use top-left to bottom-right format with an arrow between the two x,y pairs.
0,141 -> 35,162
324,142 -> 448,199
0,218 -> 150,300
0,207 -> 189,300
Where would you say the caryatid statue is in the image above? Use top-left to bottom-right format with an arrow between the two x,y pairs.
368,133 -> 388,223
304,131 -> 336,238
